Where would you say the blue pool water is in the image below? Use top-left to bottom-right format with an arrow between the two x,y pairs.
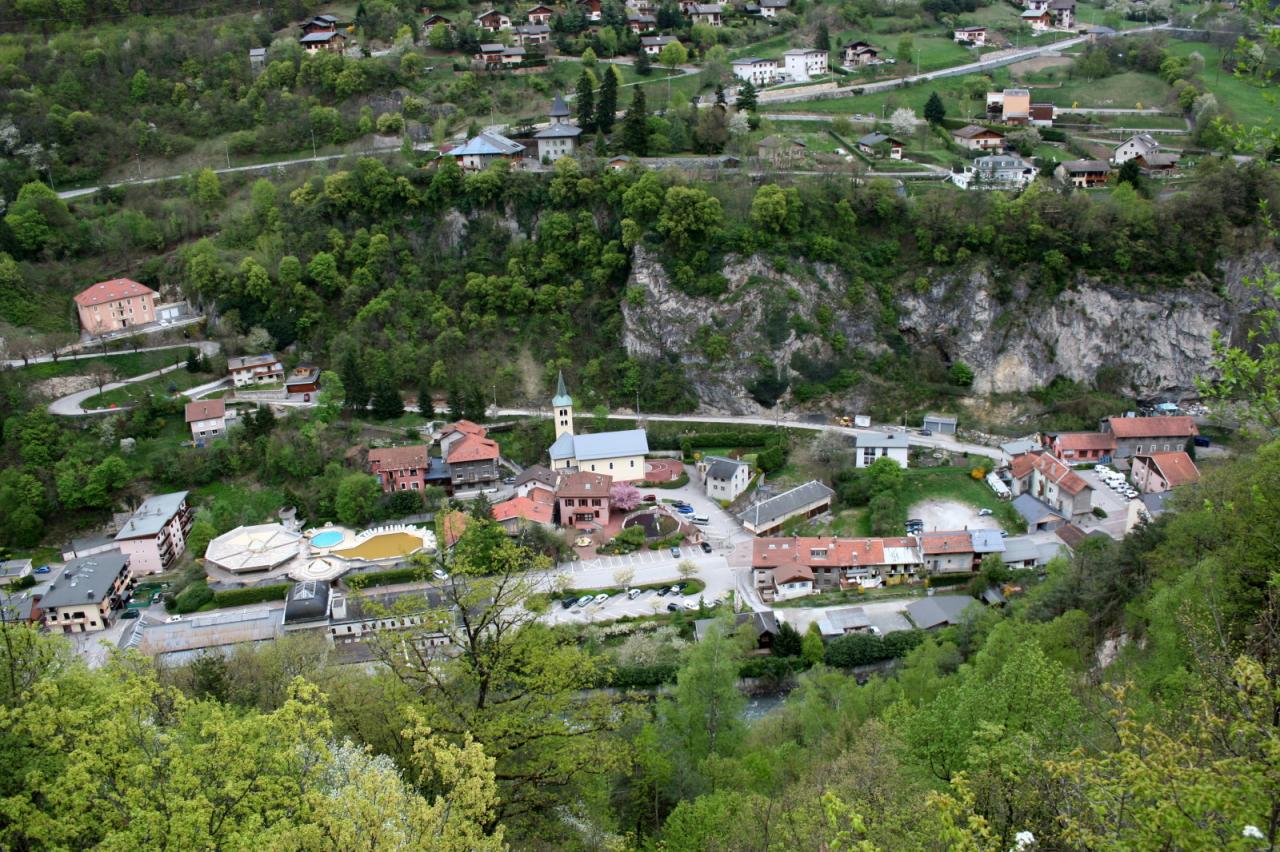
310,531 -> 344,548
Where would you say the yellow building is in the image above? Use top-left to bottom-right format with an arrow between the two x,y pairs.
547,373 -> 650,482
41,552 -> 136,634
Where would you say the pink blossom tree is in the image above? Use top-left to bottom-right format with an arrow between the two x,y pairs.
610,481 -> 642,511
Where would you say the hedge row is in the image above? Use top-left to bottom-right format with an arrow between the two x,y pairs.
647,430 -> 774,451
643,472 -> 689,489
824,629 -> 925,668
212,584 -> 289,608
346,566 -> 427,589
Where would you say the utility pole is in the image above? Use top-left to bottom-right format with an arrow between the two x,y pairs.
224,141 -> 231,170
311,126 -> 318,159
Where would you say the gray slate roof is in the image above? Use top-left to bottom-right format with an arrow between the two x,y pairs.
0,559 -> 33,580
816,606 -> 869,636
1000,438 -> 1039,456
451,131 -> 525,157
227,353 -> 279,371
856,430 -> 908,449
694,610 -> 777,642
857,132 -> 901,148
535,123 -> 583,139
551,429 -> 650,462
970,529 -> 1007,554
514,464 -> 559,489
906,595 -> 980,629
705,455 -> 748,481
40,552 -> 129,610
738,480 -> 834,528
1012,493 -> 1065,526
115,492 -> 188,540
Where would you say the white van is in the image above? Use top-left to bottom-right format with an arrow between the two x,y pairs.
691,514 -> 709,525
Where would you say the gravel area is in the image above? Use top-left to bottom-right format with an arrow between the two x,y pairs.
909,498 -> 1000,533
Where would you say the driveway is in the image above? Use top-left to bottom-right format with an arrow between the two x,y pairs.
47,340 -> 221,416
773,597 -> 917,635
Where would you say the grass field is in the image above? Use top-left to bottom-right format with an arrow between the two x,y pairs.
1030,71 -> 1173,109
899,466 -> 1026,533
768,73 -> 1007,119
1163,39 -> 1279,128
82,367 -> 214,409
11,349 -> 192,384
190,481 -> 287,526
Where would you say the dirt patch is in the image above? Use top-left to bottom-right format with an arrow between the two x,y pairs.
908,498 -> 999,533
31,374 -> 96,399
1009,55 -> 1073,75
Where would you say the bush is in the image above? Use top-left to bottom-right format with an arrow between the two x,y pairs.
1092,506 -> 1108,519
173,580 -> 214,614
739,655 -> 802,682
825,628 -> 925,668
212,584 -> 288,608
649,533 -> 686,550
607,663 -> 678,688
347,565 -> 429,589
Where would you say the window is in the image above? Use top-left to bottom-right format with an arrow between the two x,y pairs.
609,462 -> 614,470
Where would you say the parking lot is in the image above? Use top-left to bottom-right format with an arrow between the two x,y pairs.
542,581 -> 727,625
1077,468 -> 1134,517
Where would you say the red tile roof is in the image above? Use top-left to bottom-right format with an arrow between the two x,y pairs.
184,398 -> 225,423
1139,451 -> 1200,487
368,444 -> 430,471
1052,432 -> 1117,452
527,486 -> 556,505
921,532 -> 973,555
556,471 -> 613,499
446,433 -> 500,464
1055,523 -> 1087,549
74,278 -> 157,307
773,564 -> 814,586
752,536 -> 920,569
444,419 -> 488,438
1104,415 -> 1198,439
1010,451 -> 1090,496
492,495 -> 555,525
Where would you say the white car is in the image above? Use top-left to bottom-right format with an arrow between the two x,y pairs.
592,593 -> 608,605
166,615 -> 182,623
1124,489 -> 1139,499
682,599 -> 701,611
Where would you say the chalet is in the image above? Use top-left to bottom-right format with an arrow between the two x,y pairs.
475,9 -> 512,31
1131,451 -> 1200,494
689,3 -> 723,25
450,131 -> 525,170
285,365 -> 321,398
1048,0 -> 1075,28
74,278 -> 157,335
301,13 -> 339,34
782,47 -> 828,81
368,444 -> 431,493
1099,415 -> 1198,458
952,124 -> 1005,151
41,553 -> 135,634
758,0 -> 788,16
951,155 -> 1036,190
300,30 -> 346,52
841,41 -> 880,66
512,23 -> 550,45
856,132 -> 904,159
1112,133 -> 1161,165
526,4 -> 555,24
227,353 -> 284,387
578,0 -> 602,20
626,11 -> 657,31
556,471 -> 613,529
854,431 -> 909,467
114,491 -> 192,575
1047,430 -> 1116,461
606,155 -> 634,170
1008,451 -> 1093,519
1056,159 -> 1111,188
476,43 -> 526,66
421,12 -> 451,31
698,455 -> 752,502
533,93 -> 582,162
1136,151 -> 1180,175
738,480 -> 834,536
641,34 -> 679,55
185,398 -> 227,446
731,57 -> 779,86
1021,8 -> 1051,31
953,26 -> 986,45
439,420 -> 487,457
547,374 -> 650,481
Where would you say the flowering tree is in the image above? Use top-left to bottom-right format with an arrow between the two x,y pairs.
610,482 -> 642,511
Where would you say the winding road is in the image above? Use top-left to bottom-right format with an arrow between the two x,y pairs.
46,341 -> 221,416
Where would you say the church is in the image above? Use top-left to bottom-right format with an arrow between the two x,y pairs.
547,373 -> 650,482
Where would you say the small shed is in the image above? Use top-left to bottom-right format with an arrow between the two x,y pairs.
923,414 -> 957,434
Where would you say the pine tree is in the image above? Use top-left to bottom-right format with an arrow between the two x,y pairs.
815,22 -> 830,52
575,72 -> 596,133
372,379 -> 404,420
635,49 -> 652,76
417,378 -> 435,419
339,350 -> 369,411
447,382 -> 464,421
596,66 -> 618,135
735,79 -> 757,112
464,386 -> 487,422
622,87 -> 649,155
924,91 -> 946,125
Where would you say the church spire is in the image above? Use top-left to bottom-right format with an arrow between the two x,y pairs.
552,370 -> 573,407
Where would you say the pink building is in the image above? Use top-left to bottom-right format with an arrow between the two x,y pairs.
556,471 -> 613,529
114,491 -> 193,575
74,278 -> 157,335
368,444 -> 431,493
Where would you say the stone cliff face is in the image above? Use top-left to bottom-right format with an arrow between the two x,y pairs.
621,245 -> 1271,413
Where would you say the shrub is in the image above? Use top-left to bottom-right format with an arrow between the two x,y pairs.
825,628 -> 925,668
1092,506 -> 1108,519
347,565 -> 429,589
607,663 -> 678,688
212,584 -> 288,608
173,580 -> 214,614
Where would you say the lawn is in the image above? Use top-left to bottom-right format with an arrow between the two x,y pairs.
189,481 -> 288,527
12,349 -> 193,385
788,507 -> 871,537
82,368 -> 215,409
1030,71 -> 1173,109
1163,39 -> 1279,128
899,466 -> 1025,533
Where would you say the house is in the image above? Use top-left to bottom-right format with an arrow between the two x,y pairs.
227,353 -> 284,387
248,47 -> 268,69
1001,536 -> 1066,569
0,558 -> 33,587
920,532 -> 976,574
951,155 -> 1036,190
534,93 -> 582,163
606,155 -> 634,170
475,9 -> 511,31
74,278 -> 158,335
1136,151 -> 1180,175
114,491 -> 192,575
758,0 -> 788,17
1029,103 -> 1055,126
40,552 -> 135,634
738,480 -> 835,536
1099,415 -> 1198,458
421,12 -> 451,31
526,4 -> 555,24
556,471 -> 613,529
954,26 -> 986,46
626,11 -> 657,31
841,41 -> 880,66
185,398 -> 227,445
1112,133 -> 1161,165
578,0 -> 602,20
695,611 -> 779,650
987,88 -> 1032,124
446,430 -> 501,491
699,455 -> 752,502
476,43 -> 526,67
905,595 -> 981,629
319,587 -> 453,660
513,464 -> 560,497
368,444 -> 431,493
731,57 -> 779,86
999,438 -> 1040,464
815,607 -> 871,638
757,134 -> 807,166
300,30 -> 346,52
439,419 -> 487,457
512,23 -> 550,45
751,536 -> 924,597
281,366 -> 319,399
450,131 -> 525,170
1056,159 -> 1111,189
854,431 -> 909,468
1047,431 -> 1116,461
1083,24 -> 1116,42
546,373 -> 650,481
1131,451 -> 1200,493
689,3 -> 723,25
641,35 -> 679,55
301,13 -> 338,34
1048,0 -> 1075,28
1055,522 -> 1109,552
1013,491 -> 1064,532
857,132 -> 904,159
1021,8 -> 1052,31
1008,451 -> 1093,519
970,528 -> 1006,561
1,589 -> 44,626
923,413 -> 958,434
952,124 -> 1005,151
782,48 -> 828,82
492,487 -> 556,532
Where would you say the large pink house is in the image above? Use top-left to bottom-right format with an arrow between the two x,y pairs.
368,444 -> 431,493
114,491 -> 193,575
74,278 -> 157,334
556,471 -> 613,529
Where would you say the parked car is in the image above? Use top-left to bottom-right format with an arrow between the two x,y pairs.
34,565 -> 51,574
868,625 -> 882,636
151,593 -> 163,605
920,429 -> 932,436
643,494 -> 657,502
592,593 -> 608,605
666,602 -> 680,612
432,568 -> 449,580
503,476 -> 516,484
670,546 -> 681,557
575,595 -> 594,608
669,585 -> 682,595
627,588 -> 642,600
682,599 -> 700,611
675,505 -> 694,514
561,597 -> 576,609
166,615 -> 182,623
119,609 -> 140,620
1124,489 -> 1139,499
1194,436 -> 1211,447
977,508 -> 993,517
656,587 -> 670,597
700,541 -> 712,554
675,582 -> 687,591
691,514 -> 709,525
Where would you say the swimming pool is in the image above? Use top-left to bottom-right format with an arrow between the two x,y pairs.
310,531 -> 344,548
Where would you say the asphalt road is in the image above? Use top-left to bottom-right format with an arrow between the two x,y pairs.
46,340 -> 221,416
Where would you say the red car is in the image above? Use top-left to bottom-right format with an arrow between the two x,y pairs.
643,494 -> 657,502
